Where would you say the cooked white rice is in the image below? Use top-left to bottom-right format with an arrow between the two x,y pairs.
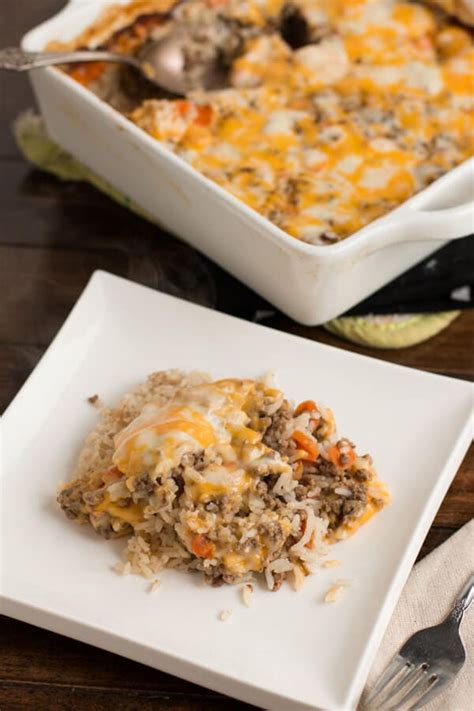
58,369 -> 388,592
324,579 -> 352,603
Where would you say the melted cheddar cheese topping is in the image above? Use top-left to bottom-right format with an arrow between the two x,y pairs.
90,379 -> 294,570
58,371 -> 390,585
112,379 -> 270,475
94,494 -> 144,524
123,0 -> 473,244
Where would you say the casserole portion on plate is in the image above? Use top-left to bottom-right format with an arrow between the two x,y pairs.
52,0 -> 474,245
58,369 -> 389,589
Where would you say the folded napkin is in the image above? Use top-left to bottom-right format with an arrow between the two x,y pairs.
360,519 -> 474,710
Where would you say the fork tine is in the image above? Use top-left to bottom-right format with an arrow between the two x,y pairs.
390,668 -> 431,709
364,655 -> 408,705
388,663 -> 424,699
411,675 -> 451,709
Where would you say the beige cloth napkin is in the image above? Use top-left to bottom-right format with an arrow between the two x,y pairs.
360,519 -> 474,710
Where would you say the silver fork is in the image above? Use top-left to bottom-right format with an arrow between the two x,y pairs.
363,574 -> 474,709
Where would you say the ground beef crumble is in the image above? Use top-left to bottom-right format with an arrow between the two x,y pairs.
262,400 -> 293,452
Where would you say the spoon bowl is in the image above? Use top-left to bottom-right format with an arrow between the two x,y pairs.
0,30 -> 227,95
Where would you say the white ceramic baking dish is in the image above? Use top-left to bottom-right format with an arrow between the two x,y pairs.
22,0 -> 474,325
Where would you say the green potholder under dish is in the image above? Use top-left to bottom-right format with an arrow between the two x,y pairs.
325,312 -> 460,348
13,110 -> 459,349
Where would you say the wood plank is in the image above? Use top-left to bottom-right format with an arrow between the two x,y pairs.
0,618 -> 249,702
0,162 -> 174,251
0,682 -> 250,711
433,445 -> 474,527
0,0 -> 64,157
0,344 -> 43,412
0,242 -> 217,349
0,616 -> 255,710
0,244 -> 126,346
416,526 -> 459,563
269,309 -> 474,380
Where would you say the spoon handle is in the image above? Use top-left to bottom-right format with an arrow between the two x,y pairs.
0,47 -> 138,71
449,574 -> 474,627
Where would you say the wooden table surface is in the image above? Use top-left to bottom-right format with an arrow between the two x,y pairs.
1,2 -> 473,709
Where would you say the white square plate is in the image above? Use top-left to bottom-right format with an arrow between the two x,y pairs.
2,271 -> 472,711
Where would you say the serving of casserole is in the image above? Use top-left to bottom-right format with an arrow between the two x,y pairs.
58,369 -> 389,590
22,0 -> 474,323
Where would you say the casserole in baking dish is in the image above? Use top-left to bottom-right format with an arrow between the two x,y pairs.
22,0 -> 474,324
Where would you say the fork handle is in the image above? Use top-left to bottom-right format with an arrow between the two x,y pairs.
449,574 -> 474,627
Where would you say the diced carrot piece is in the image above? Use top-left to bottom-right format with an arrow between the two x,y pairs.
291,431 -> 319,461
69,61 -> 107,86
295,400 -> 317,416
328,445 -> 338,464
191,534 -> 215,559
195,104 -> 213,126
174,99 -> 192,116
328,443 -> 356,470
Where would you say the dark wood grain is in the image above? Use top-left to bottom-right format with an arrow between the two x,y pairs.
433,445 -> 474,527
268,309 -> 474,381
0,619 -> 255,711
0,1 -> 472,709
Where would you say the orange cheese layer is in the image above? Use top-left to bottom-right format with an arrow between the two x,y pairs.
84,376 -> 389,573
121,0 -> 474,245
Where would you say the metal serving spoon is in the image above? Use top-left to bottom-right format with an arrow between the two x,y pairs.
0,30 -> 225,95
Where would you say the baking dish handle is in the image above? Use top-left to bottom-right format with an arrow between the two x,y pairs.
373,157 -> 474,246
375,200 -> 473,249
